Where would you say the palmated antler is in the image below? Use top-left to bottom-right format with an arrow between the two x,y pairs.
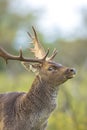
28,26 -> 58,61
0,47 -> 49,64
28,26 -> 45,59
0,27 -> 58,65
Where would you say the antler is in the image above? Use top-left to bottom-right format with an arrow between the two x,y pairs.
0,27 -> 58,65
48,48 -> 58,60
28,26 -> 58,61
28,26 -> 46,59
0,47 -> 49,64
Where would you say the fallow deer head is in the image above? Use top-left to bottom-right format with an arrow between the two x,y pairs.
0,27 -> 76,86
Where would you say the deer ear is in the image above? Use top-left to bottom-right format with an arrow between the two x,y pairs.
21,62 -> 41,73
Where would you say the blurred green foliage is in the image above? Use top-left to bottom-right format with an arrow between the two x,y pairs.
0,0 -> 87,130
0,0 -> 39,47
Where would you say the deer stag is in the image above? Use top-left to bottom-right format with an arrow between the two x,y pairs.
0,27 -> 76,130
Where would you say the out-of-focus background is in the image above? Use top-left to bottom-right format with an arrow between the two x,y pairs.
0,0 -> 87,130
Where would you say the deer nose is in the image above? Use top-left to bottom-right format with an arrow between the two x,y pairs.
66,68 -> 76,75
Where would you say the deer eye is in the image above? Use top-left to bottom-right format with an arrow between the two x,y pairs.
48,66 -> 56,71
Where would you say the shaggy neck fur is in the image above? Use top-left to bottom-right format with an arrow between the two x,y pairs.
25,75 -> 58,111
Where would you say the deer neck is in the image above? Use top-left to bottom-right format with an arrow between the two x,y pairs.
26,75 -> 59,111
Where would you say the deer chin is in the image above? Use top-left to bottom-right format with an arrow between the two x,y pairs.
65,72 -> 76,79
67,74 -> 76,79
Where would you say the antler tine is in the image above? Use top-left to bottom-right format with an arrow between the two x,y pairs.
27,26 -> 37,40
48,48 -> 58,61
42,48 -> 49,61
27,32 -> 33,40
27,26 -> 39,42
32,26 -> 39,43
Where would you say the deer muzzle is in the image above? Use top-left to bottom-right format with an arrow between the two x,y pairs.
65,68 -> 76,79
